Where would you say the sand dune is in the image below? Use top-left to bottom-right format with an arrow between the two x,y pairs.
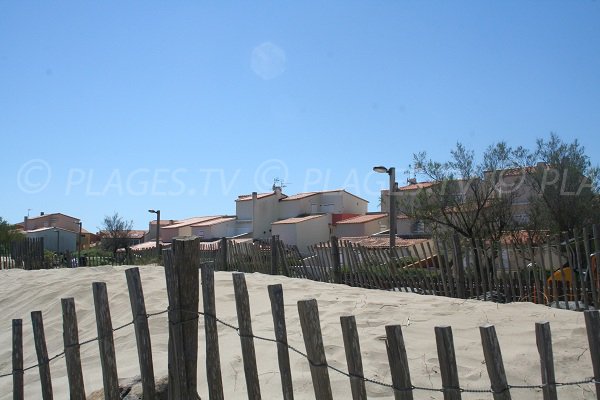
0,265 -> 596,399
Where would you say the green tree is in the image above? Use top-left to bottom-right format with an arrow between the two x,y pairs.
523,133 -> 600,232
99,213 -> 134,255
400,142 -> 522,245
0,217 -> 24,252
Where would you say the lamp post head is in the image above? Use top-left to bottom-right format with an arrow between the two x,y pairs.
373,166 -> 389,174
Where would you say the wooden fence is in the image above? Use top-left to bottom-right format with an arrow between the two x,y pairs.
0,238 -> 44,270
3,236 -> 600,399
4,226 -> 600,311
213,226 -> 600,311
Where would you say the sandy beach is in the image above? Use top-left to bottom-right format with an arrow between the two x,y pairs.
0,265 -> 596,399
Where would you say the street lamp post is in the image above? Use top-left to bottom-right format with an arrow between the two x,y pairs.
373,166 -> 396,249
75,221 -> 82,263
148,209 -> 161,258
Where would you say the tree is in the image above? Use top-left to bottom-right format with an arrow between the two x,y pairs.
99,213 -> 134,255
399,142 -> 522,246
523,133 -> 600,233
0,217 -> 24,251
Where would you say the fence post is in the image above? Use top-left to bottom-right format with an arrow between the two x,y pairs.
166,237 -> 201,398
163,250 -> 188,400
331,236 -> 342,284
232,272 -> 262,399
202,264 -> 224,400
125,267 -> 156,399
271,235 -> 279,275
61,298 -> 86,400
435,326 -> 461,400
268,284 -> 294,400
340,315 -> 367,400
93,282 -> 120,400
297,299 -> 333,400
31,311 -> 53,400
480,324 -> 511,400
535,321 -> 557,400
220,237 -> 228,271
12,318 -> 23,400
584,310 -> 600,400
385,325 -> 413,400
452,233 -> 466,299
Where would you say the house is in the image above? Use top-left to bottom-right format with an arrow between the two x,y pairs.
145,219 -> 176,242
235,188 -> 287,240
160,216 -> 224,243
271,214 -> 330,255
21,212 -> 81,232
26,226 -> 78,253
334,213 -> 388,238
190,216 -> 237,239
18,212 -> 94,253
279,189 -> 368,220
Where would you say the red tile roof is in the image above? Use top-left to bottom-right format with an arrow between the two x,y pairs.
236,192 -> 282,201
281,192 -> 320,201
191,216 -> 236,227
162,216 -> 222,229
281,189 -> 369,203
336,214 -> 388,224
272,215 -> 327,225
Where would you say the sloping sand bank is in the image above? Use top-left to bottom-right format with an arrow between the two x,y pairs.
0,265 -> 595,399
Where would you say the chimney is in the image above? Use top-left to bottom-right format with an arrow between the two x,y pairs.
40,212 -> 44,216
24,216 -> 28,231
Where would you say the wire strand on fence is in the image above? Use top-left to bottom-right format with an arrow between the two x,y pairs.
0,306 -> 597,396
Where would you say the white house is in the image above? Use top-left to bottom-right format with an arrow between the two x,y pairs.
235,188 -> 287,240
335,213 -> 389,238
190,216 -> 237,239
271,214 -> 330,255
26,227 -> 77,253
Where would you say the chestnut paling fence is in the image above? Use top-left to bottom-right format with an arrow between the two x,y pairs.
214,225 -> 600,311
3,237 -> 600,399
4,225 -> 600,311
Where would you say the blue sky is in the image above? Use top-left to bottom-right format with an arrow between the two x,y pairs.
1,1 -> 599,230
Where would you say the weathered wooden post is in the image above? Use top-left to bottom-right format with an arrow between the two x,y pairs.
298,299 -> 333,400
61,298 -> 86,400
219,237 -> 228,271
584,310 -> 600,400
452,233 -> 466,299
164,236 -> 201,399
233,272 -> 262,399
331,236 -> 342,284
271,235 -> 279,275
340,315 -> 367,400
93,282 -> 120,400
202,264 -> 224,400
480,324 -> 511,400
536,321 -> 557,400
12,318 -> 23,400
435,326 -> 461,400
268,284 -> 294,400
386,325 -> 413,400
126,267 -> 156,399
31,311 -> 53,400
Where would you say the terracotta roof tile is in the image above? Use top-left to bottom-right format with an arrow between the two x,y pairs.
162,216 -> 222,229
336,214 -> 388,224
192,217 -> 236,227
272,215 -> 327,225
